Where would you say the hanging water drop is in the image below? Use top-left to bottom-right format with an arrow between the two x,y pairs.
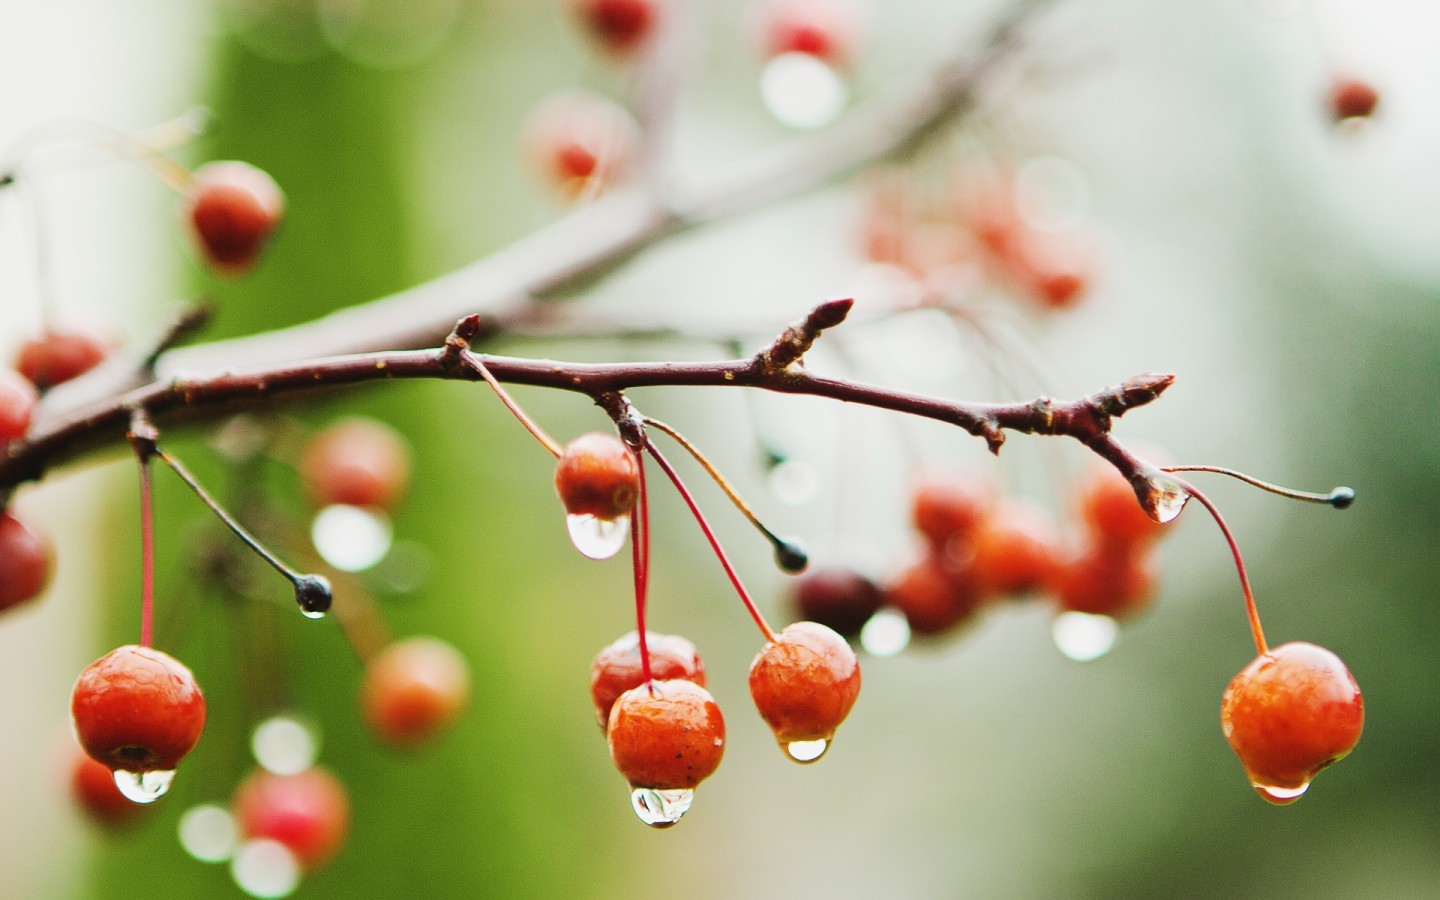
113,768 -> 176,803
1052,611 -> 1118,662
860,608 -> 910,657
1253,780 -> 1309,806
179,803 -> 239,863
566,513 -> 630,560
785,738 -> 829,763
629,787 -> 694,828
1146,475 -> 1190,523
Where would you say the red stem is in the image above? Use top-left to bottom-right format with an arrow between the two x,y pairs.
631,450 -> 653,688
644,438 -> 776,643
138,456 -> 154,648
1177,479 -> 1268,656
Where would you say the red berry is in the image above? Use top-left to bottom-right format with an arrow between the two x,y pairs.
361,637 -> 471,748
969,500 -> 1060,598
300,418 -> 411,510
234,767 -> 350,870
1328,77 -> 1380,123
70,749 -> 151,827
0,510 -> 53,612
883,553 -> 983,636
910,470 -> 995,561
1076,462 -> 1168,547
789,565 -> 883,638
607,680 -> 725,791
14,327 -> 113,390
523,92 -> 640,200
758,0 -> 863,69
0,368 -> 38,442
184,161 -> 285,276
554,432 -> 639,521
571,0 -> 659,55
590,631 -> 705,730
748,621 -> 860,761
1048,544 -> 1156,619
1012,232 -> 1093,309
1221,642 -> 1363,805
71,645 -> 206,774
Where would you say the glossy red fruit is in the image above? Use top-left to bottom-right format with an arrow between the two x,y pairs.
607,680 -> 725,791
184,161 -> 285,276
554,432 -> 639,521
1328,77 -> 1380,122
70,749 -> 151,827
1049,544 -> 1156,619
571,0 -> 659,55
0,510 -> 53,612
234,767 -> 350,870
748,621 -> 860,760
970,500 -> 1059,598
789,565 -> 883,638
361,637 -> 471,748
910,470 -> 994,562
1221,642 -> 1363,805
0,368 -> 39,442
758,0 -> 863,69
15,327 -> 113,390
523,92 -> 640,200
883,553 -> 982,636
300,418 -> 411,510
1076,462 -> 1168,547
589,631 -> 705,730
71,645 -> 206,774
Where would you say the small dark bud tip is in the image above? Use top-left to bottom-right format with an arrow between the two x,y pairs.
294,574 -> 333,614
774,537 -> 809,574
1327,486 -> 1355,509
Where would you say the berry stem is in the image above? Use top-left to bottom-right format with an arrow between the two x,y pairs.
631,449 -> 654,688
642,415 -> 807,572
461,352 -> 563,458
644,438 -> 777,643
138,453 -> 155,648
1173,477 -> 1268,656
1162,465 -> 1354,509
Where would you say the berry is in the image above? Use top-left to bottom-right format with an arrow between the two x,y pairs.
300,417 -> 412,510
910,470 -> 994,561
969,500 -> 1059,598
883,553 -> 982,636
14,327 -> 113,390
184,161 -> 285,276
1012,232 -> 1093,310
71,645 -> 206,774
1328,77 -> 1380,123
1076,462 -> 1168,547
70,749 -> 151,827
758,0 -> 864,69
1221,642 -> 1363,805
523,92 -> 640,199
1048,544 -> 1156,619
571,0 -> 659,55
554,432 -> 639,521
607,680 -> 725,792
590,631 -> 705,730
0,510 -> 53,612
789,565 -> 883,638
0,368 -> 39,443
234,767 -> 350,870
361,637 -> 471,748
748,621 -> 860,760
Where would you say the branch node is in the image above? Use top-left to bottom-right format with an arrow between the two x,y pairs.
756,298 -> 855,374
441,315 -> 485,369
142,301 -> 215,376
126,408 -> 158,462
597,391 -> 647,451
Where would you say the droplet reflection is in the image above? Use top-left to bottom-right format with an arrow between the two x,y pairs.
785,738 -> 829,763
629,787 -> 694,828
113,768 -> 175,804
231,838 -> 302,899
566,513 -> 630,560
760,52 -> 848,129
312,504 -> 393,572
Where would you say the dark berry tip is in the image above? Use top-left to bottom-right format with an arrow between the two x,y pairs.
294,574 -> 333,614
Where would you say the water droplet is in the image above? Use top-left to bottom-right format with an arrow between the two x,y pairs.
1052,611 -> 1118,662
1253,781 -> 1309,805
231,838 -> 301,898
299,608 -> 326,620
761,52 -> 848,129
860,608 -> 910,657
311,504 -> 393,572
1146,475 -> 1190,523
629,787 -> 694,828
566,513 -> 630,560
785,739 -> 829,763
292,574 -> 332,619
179,803 -> 238,863
113,768 -> 175,804
768,459 -> 819,505
251,715 -> 319,776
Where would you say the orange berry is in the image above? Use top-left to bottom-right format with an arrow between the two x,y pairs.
185,161 -> 285,276
300,418 -> 411,510
589,631 -> 705,730
234,767 -> 350,870
361,637 -> 470,748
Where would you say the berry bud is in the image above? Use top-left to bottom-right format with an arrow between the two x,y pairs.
184,161 -> 285,276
